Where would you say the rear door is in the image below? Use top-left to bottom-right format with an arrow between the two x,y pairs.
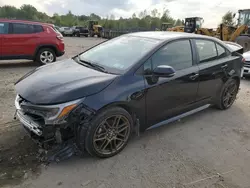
0,22 -> 10,58
7,23 -> 38,57
193,39 -> 237,102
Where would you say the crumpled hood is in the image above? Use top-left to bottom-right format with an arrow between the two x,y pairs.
243,51 -> 250,61
15,59 -> 118,105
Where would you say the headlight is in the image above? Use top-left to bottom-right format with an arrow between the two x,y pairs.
19,98 -> 84,124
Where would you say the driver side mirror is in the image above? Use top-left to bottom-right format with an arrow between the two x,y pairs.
153,65 -> 176,78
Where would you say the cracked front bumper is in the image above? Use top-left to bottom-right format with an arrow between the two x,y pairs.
14,94 -> 95,161
17,110 -> 43,136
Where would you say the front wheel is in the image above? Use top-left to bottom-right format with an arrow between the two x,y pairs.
215,79 -> 239,110
84,107 -> 133,158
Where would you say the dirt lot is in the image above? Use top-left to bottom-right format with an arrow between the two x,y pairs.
1,37 -> 250,188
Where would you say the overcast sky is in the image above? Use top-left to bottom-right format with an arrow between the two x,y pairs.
0,0 -> 248,27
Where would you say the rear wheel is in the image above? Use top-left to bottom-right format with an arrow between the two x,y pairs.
36,48 -> 56,65
215,79 -> 239,110
84,107 -> 133,158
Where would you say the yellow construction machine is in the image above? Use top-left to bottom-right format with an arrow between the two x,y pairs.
160,22 -> 184,32
87,20 -> 103,37
160,22 -> 172,31
231,9 -> 250,52
182,11 -> 250,52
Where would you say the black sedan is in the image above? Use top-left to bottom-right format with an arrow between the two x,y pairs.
14,32 -> 243,160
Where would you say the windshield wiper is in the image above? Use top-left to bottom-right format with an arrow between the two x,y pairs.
77,55 -> 106,72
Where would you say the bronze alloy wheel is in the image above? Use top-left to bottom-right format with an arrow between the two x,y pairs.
222,80 -> 238,108
93,115 -> 131,155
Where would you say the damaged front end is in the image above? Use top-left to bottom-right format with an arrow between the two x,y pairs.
14,94 -> 95,162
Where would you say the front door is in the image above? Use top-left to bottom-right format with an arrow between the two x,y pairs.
144,39 -> 199,127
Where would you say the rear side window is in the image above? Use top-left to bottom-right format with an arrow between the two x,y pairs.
216,43 -> 228,58
195,40 -> 217,63
12,23 -> 34,34
33,25 -> 44,33
0,22 -> 9,34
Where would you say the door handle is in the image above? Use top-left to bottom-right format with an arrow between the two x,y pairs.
221,64 -> 228,69
189,73 -> 199,80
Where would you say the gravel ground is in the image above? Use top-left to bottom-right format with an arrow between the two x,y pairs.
1,37 -> 250,188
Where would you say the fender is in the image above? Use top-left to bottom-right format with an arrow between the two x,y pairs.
33,44 -> 59,58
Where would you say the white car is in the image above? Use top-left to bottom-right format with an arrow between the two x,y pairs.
58,27 -> 74,36
242,51 -> 250,77
62,27 -> 74,36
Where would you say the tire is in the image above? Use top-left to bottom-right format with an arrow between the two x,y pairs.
215,78 -> 239,110
84,107 -> 133,158
90,31 -> 95,37
36,48 -> 56,65
235,35 -> 250,52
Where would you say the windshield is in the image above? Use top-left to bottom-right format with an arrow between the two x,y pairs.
185,20 -> 194,27
239,11 -> 250,26
79,35 -> 161,74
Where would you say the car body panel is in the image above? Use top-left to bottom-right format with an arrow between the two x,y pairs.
15,59 -> 118,104
144,65 -> 200,127
3,32 -> 38,56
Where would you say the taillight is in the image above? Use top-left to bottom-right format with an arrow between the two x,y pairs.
242,58 -> 246,63
56,35 -> 63,40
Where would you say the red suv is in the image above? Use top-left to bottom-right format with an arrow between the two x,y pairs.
0,19 -> 65,65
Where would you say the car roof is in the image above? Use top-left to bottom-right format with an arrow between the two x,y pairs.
0,18 -> 54,26
127,31 -> 215,41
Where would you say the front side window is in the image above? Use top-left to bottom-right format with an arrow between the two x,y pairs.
12,23 -> 34,34
79,35 -> 161,73
0,22 -> 9,34
195,40 -> 217,63
151,40 -> 193,71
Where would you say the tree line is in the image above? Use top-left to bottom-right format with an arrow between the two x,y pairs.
0,4 -> 183,30
0,4 -> 234,30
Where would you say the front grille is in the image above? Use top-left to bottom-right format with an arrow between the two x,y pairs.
17,110 -> 43,136
245,61 -> 250,68
15,94 -> 45,136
